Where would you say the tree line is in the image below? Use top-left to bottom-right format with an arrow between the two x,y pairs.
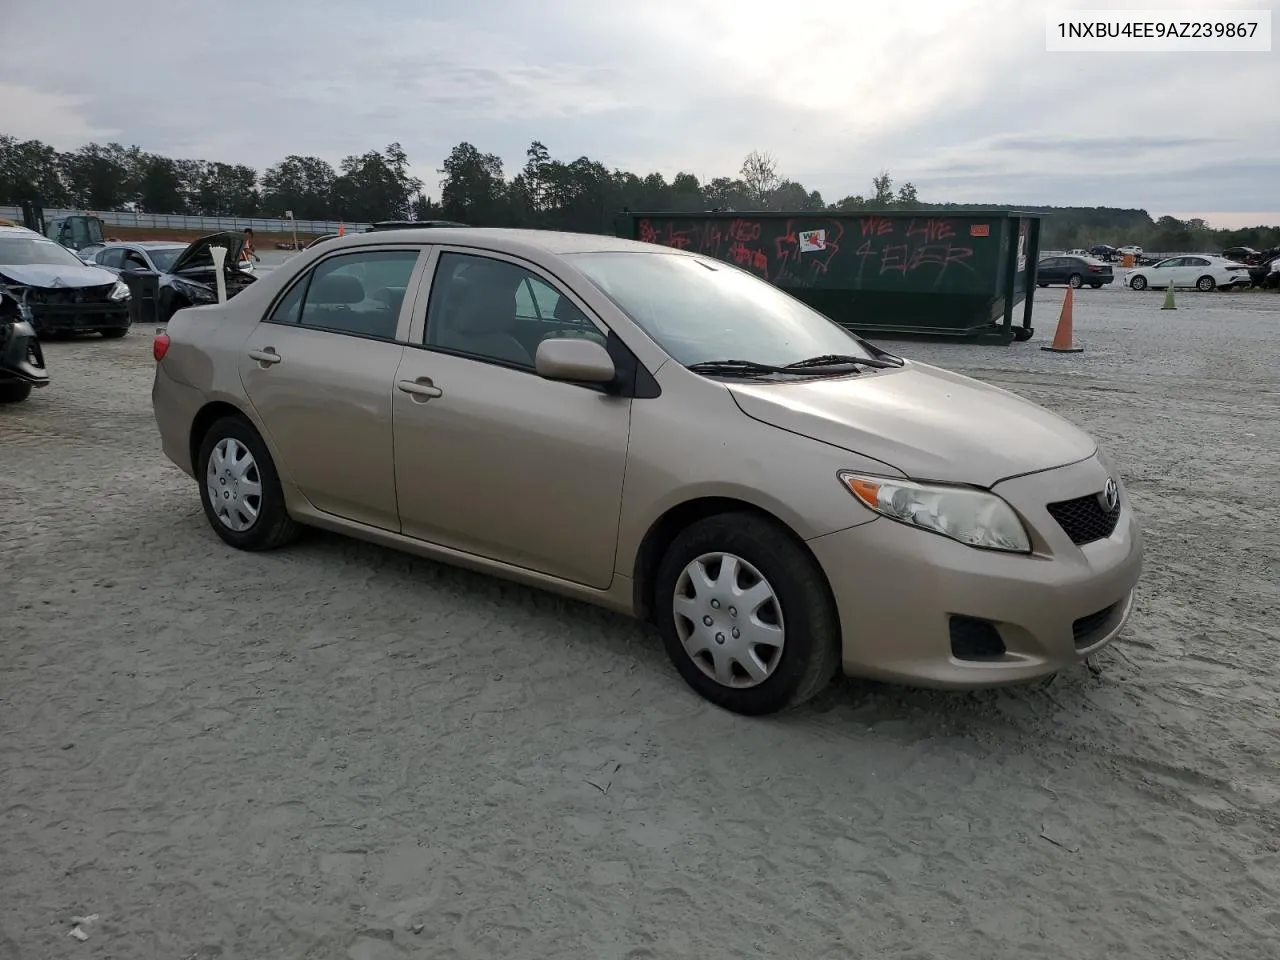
1,133 -> 1275,252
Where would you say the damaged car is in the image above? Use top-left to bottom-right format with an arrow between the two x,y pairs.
111,231 -> 257,324
0,225 -> 131,339
0,297 -> 49,403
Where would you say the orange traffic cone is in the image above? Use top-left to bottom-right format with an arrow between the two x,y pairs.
1041,286 -> 1084,353
337,221 -> 346,236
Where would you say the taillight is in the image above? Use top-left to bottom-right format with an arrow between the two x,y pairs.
1088,265 -> 1101,272
153,330 -> 170,361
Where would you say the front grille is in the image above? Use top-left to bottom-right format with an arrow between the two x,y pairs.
29,284 -> 115,305
1073,603 -> 1118,649
1046,492 -> 1120,545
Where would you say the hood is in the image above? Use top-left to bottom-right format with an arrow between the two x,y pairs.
169,231 -> 246,275
0,262 -> 118,289
727,361 -> 1097,487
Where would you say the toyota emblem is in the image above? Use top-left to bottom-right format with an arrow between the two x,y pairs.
1102,478 -> 1119,512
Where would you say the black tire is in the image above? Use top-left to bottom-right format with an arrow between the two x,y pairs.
1089,282 -> 1103,289
1037,282 -> 1049,288
196,415 -> 299,551
100,327 -> 129,339
1068,274 -> 1083,288
1196,275 -> 1215,292
1130,275 -> 1148,291
654,512 -> 841,715
0,381 -> 33,403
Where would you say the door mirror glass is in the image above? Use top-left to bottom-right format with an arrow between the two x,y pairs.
535,337 -> 615,384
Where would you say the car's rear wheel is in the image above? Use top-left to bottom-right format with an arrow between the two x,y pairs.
1068,274 -> 1083,288
0,381 -> 33,403
1089,282 -> 1103,288
654,513 -> 840,715
100,327 -> 128,339
1130,275 -> 1148,291
1196,275 -> 1215,292
196,415 -> 299,551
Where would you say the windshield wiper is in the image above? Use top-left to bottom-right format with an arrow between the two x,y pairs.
686,359 -> 787,376
782,353 -> 903,370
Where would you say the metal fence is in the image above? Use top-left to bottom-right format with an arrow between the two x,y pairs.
0,205 -> 371,235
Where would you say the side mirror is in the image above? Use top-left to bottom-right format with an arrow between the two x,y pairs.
535,336 -> 615,384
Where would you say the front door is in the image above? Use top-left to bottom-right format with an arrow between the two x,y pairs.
1155,257 -> 1186,287
238,246 -> 424,531
391,249 -> 632,589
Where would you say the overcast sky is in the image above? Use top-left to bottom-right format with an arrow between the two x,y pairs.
1,0 -> 1276,227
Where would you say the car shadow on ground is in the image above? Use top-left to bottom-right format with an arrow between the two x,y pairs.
276,523 -> 1119,741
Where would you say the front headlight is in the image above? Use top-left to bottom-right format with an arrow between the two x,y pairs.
109,280 -> 130,300
839,472 -> 1032,553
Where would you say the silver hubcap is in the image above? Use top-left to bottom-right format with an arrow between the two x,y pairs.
673,552 -> 785,688
206,437 -> 262,532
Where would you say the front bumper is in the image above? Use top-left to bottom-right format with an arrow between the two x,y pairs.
29,302 -> 130,334
0,320 -> 49,386
808,454 -> 1143,688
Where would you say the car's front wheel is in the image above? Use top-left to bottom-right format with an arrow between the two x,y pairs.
1068,274 -> 1083,288
1130,274 -> 1148,291
196,415 -> 299,551
654,513 -> 841,715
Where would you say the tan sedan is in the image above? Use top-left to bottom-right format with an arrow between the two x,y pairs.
152,228 -> 1143,715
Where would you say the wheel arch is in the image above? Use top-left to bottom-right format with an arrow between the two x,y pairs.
188,399 -> 255,477
630,496 -> 838,627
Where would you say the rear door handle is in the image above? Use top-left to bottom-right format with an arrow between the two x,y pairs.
397,379 -> 443,400
248,348 -> 281,365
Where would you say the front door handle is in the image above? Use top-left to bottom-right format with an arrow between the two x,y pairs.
248,348 -> 281,366
397,378 -> 443,400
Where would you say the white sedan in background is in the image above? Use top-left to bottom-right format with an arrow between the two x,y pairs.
1126,255 -> 1253,292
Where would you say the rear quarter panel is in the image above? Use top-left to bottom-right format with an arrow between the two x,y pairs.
154,259 -> 301,479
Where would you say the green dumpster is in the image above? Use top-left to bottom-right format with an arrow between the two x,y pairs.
614,209 -> 1043,344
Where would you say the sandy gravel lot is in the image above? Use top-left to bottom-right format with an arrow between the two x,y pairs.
2,286 -> 1278,960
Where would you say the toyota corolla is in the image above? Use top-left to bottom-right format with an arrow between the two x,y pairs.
152,228 -> 1143,715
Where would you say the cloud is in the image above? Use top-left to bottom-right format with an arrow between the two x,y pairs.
986,135 -> 1224,155
0,84 -> 117,147
0,0 -> 1276,218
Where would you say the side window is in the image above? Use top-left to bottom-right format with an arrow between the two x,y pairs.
98,248 -> 126,268
424,252 -> 604,369
122,251 -> 150,271
293,249 -> 419,340
1186,257 -> 1209,266
267,275 -> 308,325
1161,258 -> 1184,268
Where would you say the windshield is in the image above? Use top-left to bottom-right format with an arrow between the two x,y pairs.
0,236 -> 92,268
565,251 -> 876,367
147,248 -> 184,272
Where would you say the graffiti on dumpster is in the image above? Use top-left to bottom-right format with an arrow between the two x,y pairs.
853,216 -> 976,282
635,215 -> 977,288
635,216 -> 845,287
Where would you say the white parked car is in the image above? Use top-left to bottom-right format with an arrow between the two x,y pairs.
1117,244 -> 1143,257
1125,255 -> 1253,292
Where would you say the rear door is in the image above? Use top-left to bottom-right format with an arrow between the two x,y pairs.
237,245 -> 429,531
1180,256 -> 1213,285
